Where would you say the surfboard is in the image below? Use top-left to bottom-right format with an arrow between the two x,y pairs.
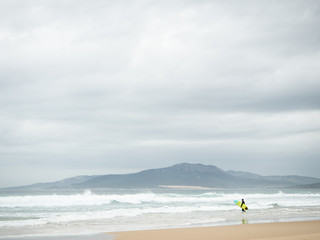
234,200 -> 248,210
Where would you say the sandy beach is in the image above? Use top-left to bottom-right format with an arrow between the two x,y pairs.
111,220 -> 320,240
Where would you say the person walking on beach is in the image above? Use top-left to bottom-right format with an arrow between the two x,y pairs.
241,199 -> 246,212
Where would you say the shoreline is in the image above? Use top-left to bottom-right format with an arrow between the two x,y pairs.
1,220 -> 320,239
111,220 -> 320,240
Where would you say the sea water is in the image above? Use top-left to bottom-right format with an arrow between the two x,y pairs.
1,188 -> 320,238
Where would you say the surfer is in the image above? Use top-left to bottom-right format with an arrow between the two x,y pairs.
241,199 -> 246,212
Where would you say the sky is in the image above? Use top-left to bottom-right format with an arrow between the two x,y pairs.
1,0 -> 320,187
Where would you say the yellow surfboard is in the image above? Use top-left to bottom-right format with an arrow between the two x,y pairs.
234,200 -> 248,210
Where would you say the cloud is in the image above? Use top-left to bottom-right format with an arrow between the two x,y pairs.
0,0 -> 320,186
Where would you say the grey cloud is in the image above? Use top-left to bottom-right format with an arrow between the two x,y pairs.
1,0 -> 320,187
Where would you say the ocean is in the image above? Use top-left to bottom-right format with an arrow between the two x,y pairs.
1,188 -> 320,239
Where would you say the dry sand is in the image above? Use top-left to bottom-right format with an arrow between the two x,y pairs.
111,220 -> 320,240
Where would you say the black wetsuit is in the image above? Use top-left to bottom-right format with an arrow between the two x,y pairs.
241,200 -> 246,212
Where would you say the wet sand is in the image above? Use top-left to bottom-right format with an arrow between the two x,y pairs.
111,220 -> 320,240
0,234 -> 113,240
3,220 -> 319,239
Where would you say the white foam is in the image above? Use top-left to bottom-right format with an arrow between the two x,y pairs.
1,189 -> 320,230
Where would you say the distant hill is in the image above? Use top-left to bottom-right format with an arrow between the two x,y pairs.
4,163 -> 320,190
291,182 -> 320,189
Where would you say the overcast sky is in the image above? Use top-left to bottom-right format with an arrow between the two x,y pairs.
1,0 -> 320,187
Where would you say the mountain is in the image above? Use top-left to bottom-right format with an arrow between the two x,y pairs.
4,163 -> 320,190
290,182 -> 320,189
6,175 -> 98,190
